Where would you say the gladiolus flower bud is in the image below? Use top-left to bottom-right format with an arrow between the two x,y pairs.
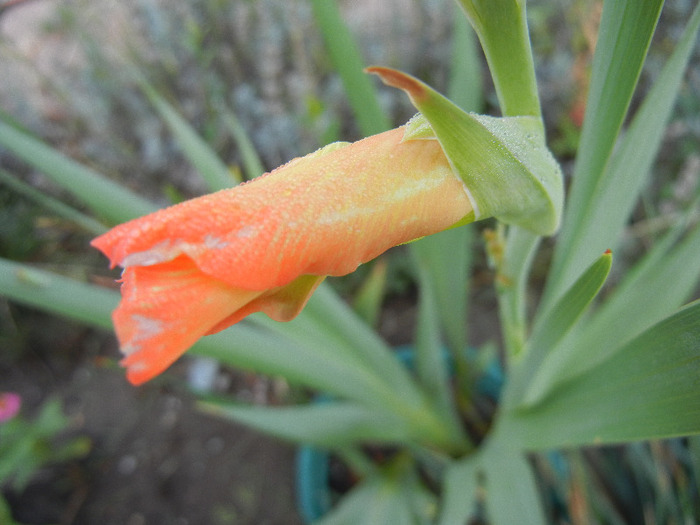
92,125 -> 473,384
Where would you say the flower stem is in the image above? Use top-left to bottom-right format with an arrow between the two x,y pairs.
459,0 -> 543,359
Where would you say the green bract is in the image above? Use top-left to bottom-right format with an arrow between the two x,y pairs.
369,67 -> 563,236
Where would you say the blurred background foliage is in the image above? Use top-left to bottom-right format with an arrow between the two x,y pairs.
0,0 -> 699,523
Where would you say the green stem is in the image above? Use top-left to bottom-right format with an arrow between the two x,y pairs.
457,0 -> 541,118
459,0 -> 543,358
497,228 -> 540,359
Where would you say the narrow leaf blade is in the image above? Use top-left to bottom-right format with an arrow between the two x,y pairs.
142,82 -> 239,191
544,0 -> 670,306
199,400 -> 412,448
0,120 -> 156,223
508,300 -> 700,450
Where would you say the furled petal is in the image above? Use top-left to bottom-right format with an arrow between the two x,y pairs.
115,256 -> 324,384
93,124 -> 474,384
92,126 -> 473,291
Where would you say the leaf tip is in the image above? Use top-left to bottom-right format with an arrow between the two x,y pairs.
366,66 -> 428,103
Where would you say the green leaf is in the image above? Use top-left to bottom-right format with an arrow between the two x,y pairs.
0,256 -> 117,329
0,167 -> 107,235
529,250 -> 612,356
411,227 -> 473,357
528,220 -> 700,404
448,10 -> 483,113
248,283 -> 427,409
199,400 -> 413,448
216,101 -> 266,179
481,442 -> 547,525
506,299 -> 700,449
369,68 -> 563,235
317,456 -> 436,525
543,0 -> 669,307
351,259 -> 387,328
0,257 -> 410,411
310,0 -> 390,136
141,82 -> 240,191
440,437 -> 547,525
508,251 -> 613,406
0,119 -> 156,224
438,456 -> 479,525
410,240 -> 468,452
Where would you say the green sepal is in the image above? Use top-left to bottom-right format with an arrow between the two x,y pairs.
370,67 -> 563,236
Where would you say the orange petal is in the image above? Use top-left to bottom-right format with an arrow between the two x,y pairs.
92,126 -> 472,291
115,256 -> 262,384
114,256 -> 325,384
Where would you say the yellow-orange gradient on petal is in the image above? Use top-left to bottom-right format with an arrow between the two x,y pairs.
92,125 -> 473,384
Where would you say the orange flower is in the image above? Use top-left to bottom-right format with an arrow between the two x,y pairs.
92,126 -> 473,384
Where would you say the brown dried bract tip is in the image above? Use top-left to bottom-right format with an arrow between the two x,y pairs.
365,66 -> 428,103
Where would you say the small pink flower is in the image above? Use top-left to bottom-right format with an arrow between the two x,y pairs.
0,392 -> 21,422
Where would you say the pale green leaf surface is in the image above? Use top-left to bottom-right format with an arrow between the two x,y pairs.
0,258 -> 410,408
411,243 -> 452,410
527,221 -> 700,404
438,456 -> 479,525
449,8 -> 483,113
193,326 -> 415,411
411,227 -> 472,357
482,442 -> 547,525
141,82 -> 239,191
247,283 -> 426,407
199,401 -> 412,448
317,458 -> 433,525
0,256 -> 117,329
544,0 -> 667,307
0,120 -> 156,224
506,299 -> 700,449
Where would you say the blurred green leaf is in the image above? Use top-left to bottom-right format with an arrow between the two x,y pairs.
247,283 -> 427,409
544,0 -> 668,307
0,167 -> 107,235
141,82 -> 240,191
317,455 -> 435,525
449,9 -> 483,113
310,0 -> 390,136
217,102 -> 266,179
507,299 -> 700,449
0,256 -> 117,330
0,257 -> 385,406
199,400 -> 412,448
482,442 -> 547,525
351,259 -> 387,328
438,456 -> 479,525
410,240 -> 466,450
411,227 -> 472,359
0,119 -> 156,224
